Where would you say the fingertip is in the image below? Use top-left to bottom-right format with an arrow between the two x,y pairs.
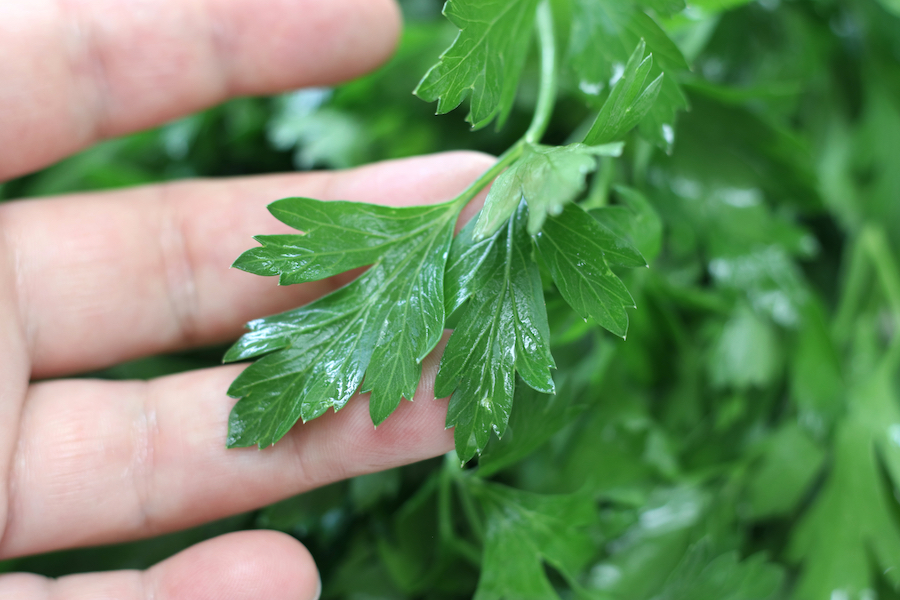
325,150 -> 496,208
149,530 -> 320,600
308,0 -> 404,84
289,0 -> 404,86
371,0 -> 405,71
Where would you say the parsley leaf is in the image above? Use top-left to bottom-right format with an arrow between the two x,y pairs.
569,0 -> 688,150
790,365 -> 900,599
436,202 -> 555,461
474,142 -> 623,240
471,482 -> 596,600
744,423 -> 825,519
657,544 -> 784,600
534,203 -> 645,338
583,41 -> 664,146
415,0 -> 541,129
224,198 -> 456,446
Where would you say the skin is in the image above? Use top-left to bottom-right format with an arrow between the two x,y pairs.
0,0 -> 493,597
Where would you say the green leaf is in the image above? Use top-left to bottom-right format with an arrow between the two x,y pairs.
233,198 -> 451,284
790,367 -> 900,599
589,487 -> 709,598
583,40 -> 663,146
708,308 -> 782,390
376,475 -> 476,595
474,142 -> 624,240
790,301 -> 844,432
478,386 -> 584,478
657,543 -> 785,600
569,0 -> 688,150
225,198 -> 456,447
471,482 -> 596,600
598,185 -> 664,262
436,202 -> 556,461
415,0 -> 541,129
534,203 -> 644,338
745,423 -> 826,519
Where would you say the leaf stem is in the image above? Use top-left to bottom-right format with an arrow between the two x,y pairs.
834,226 -> 900,350
524,1 -> 557,145
863,227 -> 900,327
449,142 -> 526,211
833,231 -> 872,346
447,0 -> 558,212
862,227 -> 900,365
438,458 -> 483,566
454,475 -> 486,542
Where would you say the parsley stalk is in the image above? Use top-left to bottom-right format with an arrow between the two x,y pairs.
447,0 -> 557,212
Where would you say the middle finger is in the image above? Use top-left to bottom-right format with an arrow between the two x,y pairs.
0,152 -> 492,379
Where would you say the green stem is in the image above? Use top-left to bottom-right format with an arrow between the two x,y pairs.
863,227 -> 900,326
449,142 -> 526,211
454,475 -> 486,542
524,0 -> 557,145
833,225 -> 900,368
833,232 -> 872,346
862,227 -> 900,365
447,0 -> 557,211
438,455 -> 483,567
438,465 -> 455,541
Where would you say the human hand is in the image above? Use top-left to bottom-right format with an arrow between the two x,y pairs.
0,1 -> 491,597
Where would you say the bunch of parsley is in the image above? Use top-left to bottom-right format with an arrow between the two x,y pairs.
5,0 -> 900,598
226,0 -> 900,597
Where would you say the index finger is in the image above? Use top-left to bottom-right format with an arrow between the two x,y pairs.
0,0 -> 401,180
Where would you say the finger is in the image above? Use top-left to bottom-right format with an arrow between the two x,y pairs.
0,0 -> 401,180
0,232 -> 30,551
0,342 -> 454,558
0,151 -> 493,379
0,531 -> 321,600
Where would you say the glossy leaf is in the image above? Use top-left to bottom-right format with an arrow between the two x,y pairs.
436,203 -> 555,461
225,198 -> 456,446
234,198 -> 456,284
534,203 -> 644,338
415,0 -> 540,129
474,142 -> 623,240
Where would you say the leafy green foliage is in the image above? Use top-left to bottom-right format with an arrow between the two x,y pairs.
415,0 -> 540,129
437,204 -> 556,461
225,198 -> 456,444
11,0 -> 900,598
